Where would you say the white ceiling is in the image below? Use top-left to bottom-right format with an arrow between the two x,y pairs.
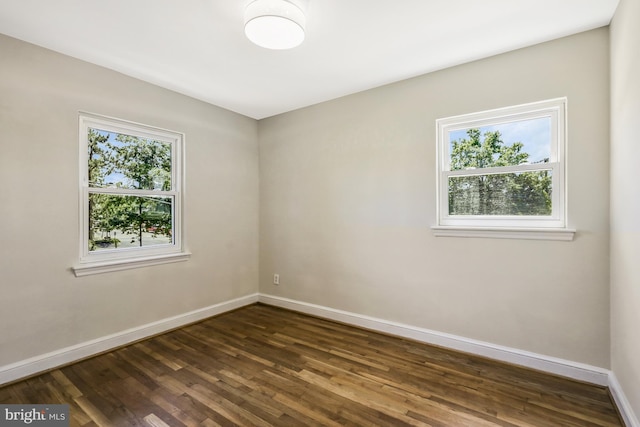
0,0 -> 619,119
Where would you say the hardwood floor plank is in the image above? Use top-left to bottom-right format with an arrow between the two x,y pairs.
146,392 -> 203,427
74,395 -> 114,427
0,304 -> 623,426
144,413 -> 172,427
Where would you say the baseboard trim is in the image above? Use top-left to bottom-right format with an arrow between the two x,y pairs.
609,371 -> 640,427
258,294 -> 610,386
0,293 -> 259,385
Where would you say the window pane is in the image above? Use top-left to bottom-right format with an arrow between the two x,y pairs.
88,128 -> 172,190
449,117 -> 551,170
448,171 -> 552,216
88,194 -> 173,251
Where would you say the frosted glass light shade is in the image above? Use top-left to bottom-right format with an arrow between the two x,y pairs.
244,0 -> 306,50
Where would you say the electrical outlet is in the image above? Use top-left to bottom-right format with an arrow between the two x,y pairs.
273,274 -> 280,285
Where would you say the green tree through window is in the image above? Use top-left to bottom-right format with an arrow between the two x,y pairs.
87,128 -> 173,251
448,129 -> 552,216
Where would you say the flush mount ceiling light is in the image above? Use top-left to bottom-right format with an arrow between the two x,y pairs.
244,0 -> 306,50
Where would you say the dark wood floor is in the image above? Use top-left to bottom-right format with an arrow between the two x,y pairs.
0,304 -> 623,426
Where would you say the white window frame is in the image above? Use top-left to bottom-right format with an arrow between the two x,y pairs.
73,113 -> 189,276
432,98 -> 575,241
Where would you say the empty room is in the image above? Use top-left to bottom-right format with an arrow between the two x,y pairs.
0,0 -> 638,426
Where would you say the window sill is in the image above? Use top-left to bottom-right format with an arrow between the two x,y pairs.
72,252 -> 191,277
431,226 -> 575,241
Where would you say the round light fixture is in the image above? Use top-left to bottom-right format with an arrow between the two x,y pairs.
244,0 -> 306,50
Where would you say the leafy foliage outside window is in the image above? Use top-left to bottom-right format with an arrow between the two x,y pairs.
448,128 -> 552,216
87,128 -> 173,252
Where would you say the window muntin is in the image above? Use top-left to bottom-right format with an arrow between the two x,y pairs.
436,98 -> 566,229
79,113 -> 184,266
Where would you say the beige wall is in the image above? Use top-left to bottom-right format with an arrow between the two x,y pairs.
259,29 -> 611,367
0,23 -> 617,384
610,0 -> 640,419
0,34 -> 259,366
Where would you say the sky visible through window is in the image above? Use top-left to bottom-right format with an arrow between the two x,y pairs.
449,116 -> 551,165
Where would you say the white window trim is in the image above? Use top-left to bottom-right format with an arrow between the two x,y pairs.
433,98 -> 575,241
72,112 -> 190,277
431,226 -> 575,241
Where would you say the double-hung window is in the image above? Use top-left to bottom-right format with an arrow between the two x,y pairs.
73,113 -> 188,276
433,98 -> 574,240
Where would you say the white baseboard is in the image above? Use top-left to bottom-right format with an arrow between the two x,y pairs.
0,293 -> 259,385
258,294 -> 610,386
609,372 -> 640,427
